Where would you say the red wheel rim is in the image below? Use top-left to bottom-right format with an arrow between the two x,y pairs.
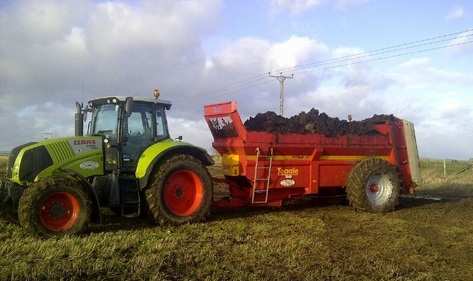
163,170 -> 204,217
39,192 -> 81,232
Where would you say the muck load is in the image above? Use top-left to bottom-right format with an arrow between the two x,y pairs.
205,101 -> 421,211
0,92 -> 421,237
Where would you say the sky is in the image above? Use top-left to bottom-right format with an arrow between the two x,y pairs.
0,0 -> 472,159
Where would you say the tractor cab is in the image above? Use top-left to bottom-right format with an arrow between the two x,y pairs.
76,95 -> 172,173
73,94 -> 176,218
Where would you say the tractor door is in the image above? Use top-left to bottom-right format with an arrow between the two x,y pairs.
122,102 -> 156,171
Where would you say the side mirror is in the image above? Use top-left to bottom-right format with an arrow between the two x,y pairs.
176,136 -> 183,141
125,97 -> 134,115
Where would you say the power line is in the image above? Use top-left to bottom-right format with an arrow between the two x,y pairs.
215,76 -> 267,94
293,38 -> 473,74
212,28 -> 473,96
274,28 -> 473,74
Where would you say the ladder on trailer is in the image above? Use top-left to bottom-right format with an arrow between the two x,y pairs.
251,147 -> 273,204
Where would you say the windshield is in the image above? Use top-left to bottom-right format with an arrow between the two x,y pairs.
91,104 -> 119,139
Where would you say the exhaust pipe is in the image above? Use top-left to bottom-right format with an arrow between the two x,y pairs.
75,102 -> 84,136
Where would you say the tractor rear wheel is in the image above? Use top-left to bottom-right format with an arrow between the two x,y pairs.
346,158 -> 400,212
18,177 -> 92,237
146,155 -> 213,225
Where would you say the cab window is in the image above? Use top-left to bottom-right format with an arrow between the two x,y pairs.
92,104 -> 119,140
156,108 -> 167,138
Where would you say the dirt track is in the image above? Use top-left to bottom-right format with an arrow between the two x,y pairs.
244,109 -> 397,136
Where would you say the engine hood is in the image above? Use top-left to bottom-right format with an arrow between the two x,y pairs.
8,136 -> 104,184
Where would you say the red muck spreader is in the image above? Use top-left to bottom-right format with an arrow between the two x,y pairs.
205,101 -> 421,212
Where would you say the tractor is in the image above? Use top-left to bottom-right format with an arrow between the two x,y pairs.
0,92 -> 214,237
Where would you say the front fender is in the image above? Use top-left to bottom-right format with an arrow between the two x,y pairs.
136,139 -> 213,189
36,151 -> 104,182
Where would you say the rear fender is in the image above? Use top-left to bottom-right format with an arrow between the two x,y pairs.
135,139 -> 213,189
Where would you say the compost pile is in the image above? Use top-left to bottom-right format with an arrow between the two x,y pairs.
244,108 -> 398,137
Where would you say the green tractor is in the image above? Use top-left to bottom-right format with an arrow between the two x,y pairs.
0,93 -> 214,237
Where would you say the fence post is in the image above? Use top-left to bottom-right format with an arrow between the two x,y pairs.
443,159 -> 447,179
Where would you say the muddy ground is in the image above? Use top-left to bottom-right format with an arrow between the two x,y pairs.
244,109 -> 397,136
1,159 -> 473,280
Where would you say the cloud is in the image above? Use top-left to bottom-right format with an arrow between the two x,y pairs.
446,5 -> 465,20
0,100 -> 75,150
270,0 -> 368,14
0,0 -> 329,151
267,36 -> 329,70
0,0 -> 221,106
167,117 -> 213,152
0,0 -> 221,149
206,35 -> 329,117
271,0 -> 321,14
284,55 -> 473,159
333,0 -> 370,10
394,57 -> 473,88
0,0 -> 472,160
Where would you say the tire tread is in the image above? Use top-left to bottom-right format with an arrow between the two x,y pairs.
145,154 -> 213,225
18,176 -> 92,237
346,158 -> 400,213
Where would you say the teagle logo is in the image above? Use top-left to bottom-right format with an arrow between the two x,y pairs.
73,139 -> 96,145
277,168 -> 299,176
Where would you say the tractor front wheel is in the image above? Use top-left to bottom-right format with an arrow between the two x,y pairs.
18,177 -> 92,237
146,155 -> 213,225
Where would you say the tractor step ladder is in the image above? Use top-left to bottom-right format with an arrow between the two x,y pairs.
121,193 -> 141,218
120,177 -> 142,218
251,147 -> 273,204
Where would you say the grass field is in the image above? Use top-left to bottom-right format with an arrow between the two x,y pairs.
0,155 -> 7,173
1,157 -> 473,280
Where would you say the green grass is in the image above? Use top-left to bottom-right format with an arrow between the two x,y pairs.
0,155 -> 6,178
417,159 -> 473,198
1,158 -> 473,280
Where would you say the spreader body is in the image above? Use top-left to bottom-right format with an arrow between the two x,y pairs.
204,101 -> 421,208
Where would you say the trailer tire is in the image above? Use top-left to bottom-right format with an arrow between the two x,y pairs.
145,154 -> 213,225
346,158 -> 400,212
18,176 -> 92,237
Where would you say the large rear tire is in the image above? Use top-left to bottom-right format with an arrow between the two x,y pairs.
18,176 -> 92,237
145,155 -> 213,225
346,158 -> 400,212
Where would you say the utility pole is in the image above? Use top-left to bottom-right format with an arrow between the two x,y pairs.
268,72 -> 294,116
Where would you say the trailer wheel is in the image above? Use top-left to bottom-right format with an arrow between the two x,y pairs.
146,155 -> 213,225
346,158 -> 400,212
18,177 -> 92,237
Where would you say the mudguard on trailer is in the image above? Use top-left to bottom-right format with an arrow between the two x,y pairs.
135,139 -> 214,189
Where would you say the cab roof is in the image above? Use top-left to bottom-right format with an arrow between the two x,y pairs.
89,96 -> 172,109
